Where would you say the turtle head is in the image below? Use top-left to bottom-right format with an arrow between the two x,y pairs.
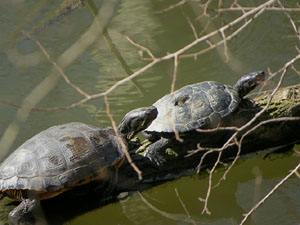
233,71 -> 265,98
118,106 -> 158,140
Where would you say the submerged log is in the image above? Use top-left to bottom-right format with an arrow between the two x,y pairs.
117,84 -> 300,187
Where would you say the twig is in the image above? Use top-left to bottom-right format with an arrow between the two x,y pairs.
199,0 -> 214,18
199,151 -> 222,215
194,51 -> 300,214
23,31 -> 91,98
185,15 -> 198,39
198,20 -> 211,37
181,4 -> 267,59
214,117 -> 300,188
186,141 -> 236,159
195,149 -> 214,172
137,191 -> 191,222
175,188 -> 197,225
0,0 -> 119,161
277,0 -> 300,42
215,52 -> 300,183
291,64 -> 300,76
1,0 -> 276,113
156,0 -> 188,14
122,34 -> 156,61
217,7 -> 300,12
239,162 -> 300,225
104,96 -> 142,180
171,54 -> 179,93
219,30 -> 228,61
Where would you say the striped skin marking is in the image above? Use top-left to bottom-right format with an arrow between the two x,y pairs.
0,189 -> 23,201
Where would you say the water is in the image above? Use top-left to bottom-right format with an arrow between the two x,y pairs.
0,0 -> 299,224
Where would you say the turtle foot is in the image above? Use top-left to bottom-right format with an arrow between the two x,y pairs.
132,153 -> 158,168
142,138 -> 173,167
145,150 -> 167,167
8,199 -> 36,225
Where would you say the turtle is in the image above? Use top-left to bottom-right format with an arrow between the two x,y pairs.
142,71 -> 265,166
0,106 -> 157,224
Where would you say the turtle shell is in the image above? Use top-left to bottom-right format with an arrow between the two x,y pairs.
0,122 -> 125,200
145,81 -> 240,133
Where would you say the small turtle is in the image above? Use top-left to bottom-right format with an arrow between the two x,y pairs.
143,71 -> 265,166
0,106 -> 157,224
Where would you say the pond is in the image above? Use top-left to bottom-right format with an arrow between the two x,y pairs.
0,0 -> 299,224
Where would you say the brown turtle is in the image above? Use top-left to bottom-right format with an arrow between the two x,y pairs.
0,106 -> 157,224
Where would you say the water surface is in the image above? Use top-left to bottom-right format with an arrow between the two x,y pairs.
0,0 -> 299,224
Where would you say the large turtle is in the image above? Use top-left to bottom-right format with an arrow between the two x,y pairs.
142,71 -> 265,166
0,106 -> 157,224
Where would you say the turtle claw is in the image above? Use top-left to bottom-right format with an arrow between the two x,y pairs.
23,199 -> 36,213
142,137 -> 173,167
8,199 -> 36,225
145,150 -> 167,167
152,155 -> 167,167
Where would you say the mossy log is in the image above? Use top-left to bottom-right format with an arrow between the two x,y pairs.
117,84 -> 300,188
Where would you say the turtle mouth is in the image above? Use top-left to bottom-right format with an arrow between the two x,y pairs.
253,71 -> 265,83
127,131 -> 136,140
147,106 -> 158,121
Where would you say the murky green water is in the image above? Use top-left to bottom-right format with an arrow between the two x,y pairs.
0,0 -> 299,224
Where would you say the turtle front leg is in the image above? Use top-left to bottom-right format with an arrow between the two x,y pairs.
8,198 -> 36,225
144,138 -> 174,167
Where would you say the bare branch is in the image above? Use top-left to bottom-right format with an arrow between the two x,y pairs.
200,151 -> 222,215
23,31 -> 91,98
219,30 -> 228,61
171,54 -> 179,93
214,52 -> 300,186
215,117 -> 300,188
191,50 -> 300,214
122,34 -> 156,61
291,64 -> 300,76
181,4 -> 267,59
175,188 -> 197,225
277,0 -> 300,42
199,0 -> 214,18
239,162 -> 300,225
2,1 -> 300,223
217,7 -> 300,12
156,0 -> 188,14
1,0 -> 277,113
185,15 -> 198,40
104,96 -> 143,180
0,0 -> 118,160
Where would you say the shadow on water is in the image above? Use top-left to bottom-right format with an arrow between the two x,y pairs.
0,181 -> 128,225
117,148 -> 300,225
0,146 -> 297,225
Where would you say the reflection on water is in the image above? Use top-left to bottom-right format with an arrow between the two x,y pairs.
89,0 -> 163,123
64,150 -> 299,225
236,177 -> 300,225
0,0 -> 299,224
